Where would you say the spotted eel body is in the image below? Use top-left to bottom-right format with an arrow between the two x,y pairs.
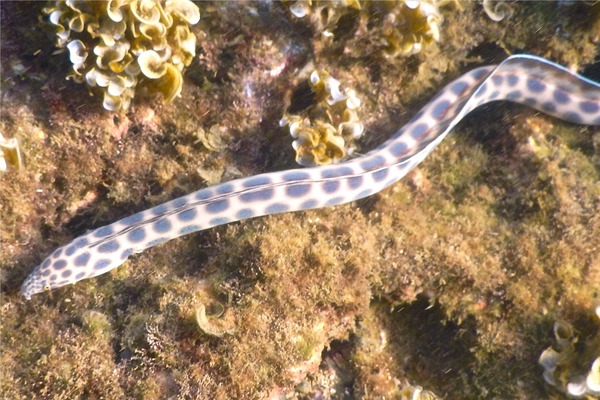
21,55 -> 600,299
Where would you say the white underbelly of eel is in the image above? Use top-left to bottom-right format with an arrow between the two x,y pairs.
21,55 -> 600,299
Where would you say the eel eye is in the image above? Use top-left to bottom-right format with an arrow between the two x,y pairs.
44,285 -> 51,291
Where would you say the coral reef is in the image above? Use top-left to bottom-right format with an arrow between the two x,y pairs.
280,69 -> 364,166
2,0 -> 600,398
44,0 -> 200,111
539,306 -> 600,397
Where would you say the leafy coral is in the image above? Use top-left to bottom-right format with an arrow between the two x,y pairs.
285,0 -> 362,37
280,69 -> 364,166
377,0 -> 444,57
539,308 -> 600,398
44,0 -> 200,111
286,0 -> 445,57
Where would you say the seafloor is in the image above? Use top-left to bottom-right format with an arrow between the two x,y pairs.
1,1 -> 599,399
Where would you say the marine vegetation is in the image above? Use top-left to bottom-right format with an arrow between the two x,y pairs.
375,0 -> 444,57
286,0 -> 445,57
285,0 -> 362,37
280,69 -> 364,166
538,306 -> 600,397
482,0 -> 513,21
43,0 -> 200,111
2,0 -> 600,398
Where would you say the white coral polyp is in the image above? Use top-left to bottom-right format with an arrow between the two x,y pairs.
49,10 -> 63,26
103,92 -> 122,111
427,15 -> 441,42
567,380 -> 588,397
138,49 -> 167,79
345,89 -> 361,110
339,121 -> 364,140
107,0 -> 125,22
67,39 -> 88,71
94,41 -> 130,69
289,2 -> 310,18
107,75 -> 131,96
85,67 -> 112,87
587,358 -> 600,393
325,82 -> 346,105
131,0 -> 161,25
166,0 -> 200,25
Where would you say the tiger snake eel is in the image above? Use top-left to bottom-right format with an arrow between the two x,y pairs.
21,55 -> 600,299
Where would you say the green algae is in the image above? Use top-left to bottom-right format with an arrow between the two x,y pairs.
1,1 -> 600,399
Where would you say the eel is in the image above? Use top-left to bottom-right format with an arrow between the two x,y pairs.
21,55 -> 600,299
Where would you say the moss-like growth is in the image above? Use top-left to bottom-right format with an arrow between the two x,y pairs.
81,310 -> 113,341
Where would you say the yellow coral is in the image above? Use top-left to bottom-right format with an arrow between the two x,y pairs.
539,308 -> 600,398
44,0 -> 200,111
286,0 -> 445,56
282,116 -> 346,166
280,70 -> 364,167
382,0 -> 443,57
286,0 -> 362,37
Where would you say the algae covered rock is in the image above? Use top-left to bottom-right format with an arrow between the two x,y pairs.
44,0 -> 200,111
